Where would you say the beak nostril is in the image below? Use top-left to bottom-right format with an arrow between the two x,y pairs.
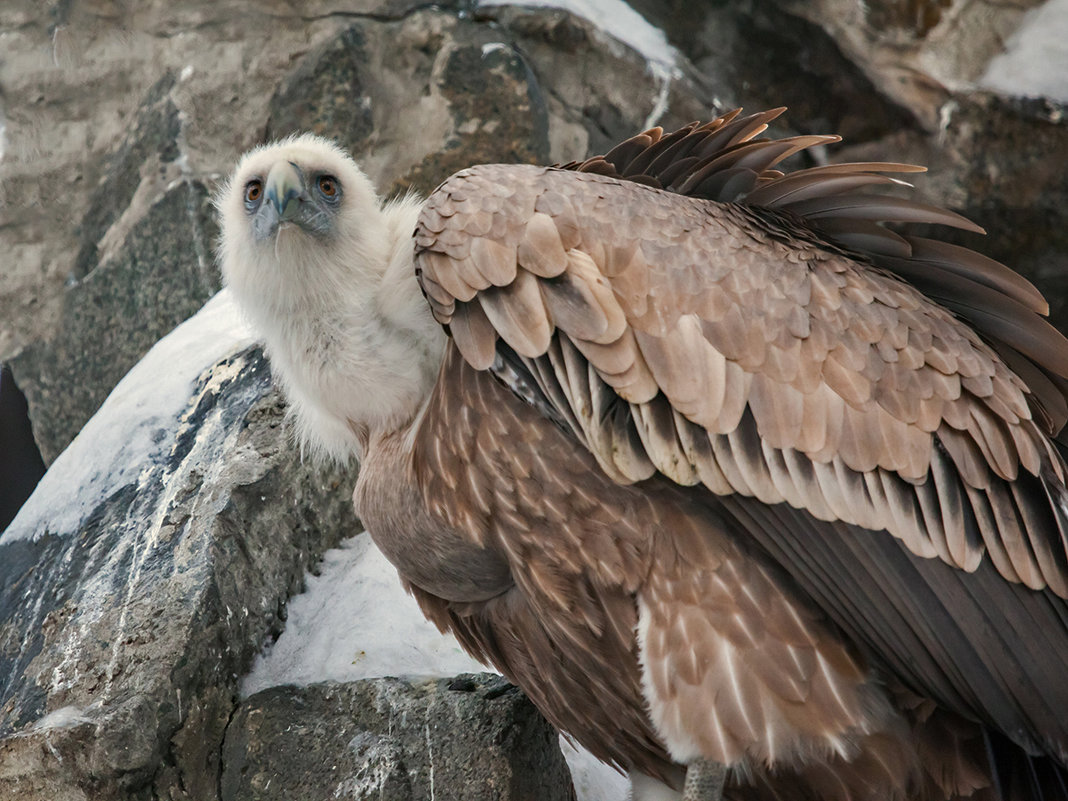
264,161 -> 306,220
267,188 -> 302,219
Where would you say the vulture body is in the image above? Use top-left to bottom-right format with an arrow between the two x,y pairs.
218,109 -> 1068,801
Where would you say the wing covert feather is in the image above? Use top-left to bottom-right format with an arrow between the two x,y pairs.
416,159 -> 1068,599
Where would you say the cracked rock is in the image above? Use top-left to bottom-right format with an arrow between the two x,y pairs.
0,297 -> 355,801
10,176 -> 221,464
220,675 -> 574,801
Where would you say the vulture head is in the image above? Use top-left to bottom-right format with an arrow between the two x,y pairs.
217,135 -> 444,461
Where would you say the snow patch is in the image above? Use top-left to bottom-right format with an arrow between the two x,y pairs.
480,0 -> 676,73
241,534 -> 486,695
1,290 -> 254,542
33,705 -> 91,731
979,0 -> 1068,103
563,738 -> 631,801
481,41 -> 511,58
242,532 -> 633,800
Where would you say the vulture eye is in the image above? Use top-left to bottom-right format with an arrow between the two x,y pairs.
244,180 -> 263,209
317,175 -> 339,199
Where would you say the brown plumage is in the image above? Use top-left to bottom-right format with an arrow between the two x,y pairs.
220,111 -> 1068,800
408,110 -> 1068,799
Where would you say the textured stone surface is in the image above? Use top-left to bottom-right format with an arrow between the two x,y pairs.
221,675 -> 575,801
265,7 -> 714,197
938,94 -> 1068,328
9,174 -> 220,463
627,0 -> 923,143
0,330 -> 356,801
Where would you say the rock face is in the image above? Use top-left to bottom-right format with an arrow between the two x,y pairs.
1,2 -> 1066,800
0,297 -> 354,801
222,675 -> 574,801
9,170 -> 220,464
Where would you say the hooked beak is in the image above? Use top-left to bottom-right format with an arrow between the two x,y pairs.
265,161 -> 305,222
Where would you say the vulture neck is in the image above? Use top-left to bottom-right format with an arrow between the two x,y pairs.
257,195 -> 445,462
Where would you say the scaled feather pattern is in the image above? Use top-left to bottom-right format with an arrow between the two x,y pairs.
218,109 -> 1068,801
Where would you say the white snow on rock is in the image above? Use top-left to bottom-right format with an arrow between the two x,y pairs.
243,531 -> 631,800
241,533 -> 487,694
563,738 -> 631,801
478,0 -> 676,73
33,705 -> 92,731
1,290 -> 254,542
979,0 -> 1068,104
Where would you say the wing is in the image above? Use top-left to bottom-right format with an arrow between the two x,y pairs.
412,112 -> 1068,761
407,344 -> 902,787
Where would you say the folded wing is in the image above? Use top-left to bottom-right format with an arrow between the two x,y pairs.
413,111 -> 1068,762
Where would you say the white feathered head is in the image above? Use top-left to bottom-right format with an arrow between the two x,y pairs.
216,135 -> 441,462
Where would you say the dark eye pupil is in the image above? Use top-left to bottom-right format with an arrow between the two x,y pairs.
319,177 -> 335,195
246,181 -> 261,201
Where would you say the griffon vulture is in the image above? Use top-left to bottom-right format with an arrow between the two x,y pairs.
217,108 -> 1068,801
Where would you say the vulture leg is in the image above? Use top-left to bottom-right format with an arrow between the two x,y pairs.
682,759 -> 726,801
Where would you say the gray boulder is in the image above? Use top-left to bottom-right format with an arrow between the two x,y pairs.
222,675 -> 574,801
9,173 -> 221,464
0,295 -> 357,801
